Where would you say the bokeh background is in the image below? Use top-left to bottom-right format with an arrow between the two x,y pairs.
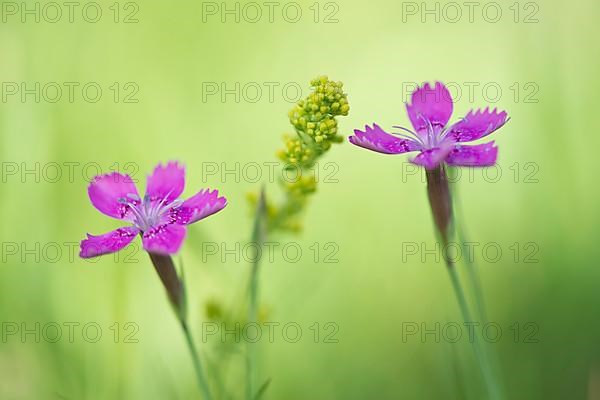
1,0 -> 599,398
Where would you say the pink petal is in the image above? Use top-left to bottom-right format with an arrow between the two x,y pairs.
406,82 -> 453,136
168,189 -> 227,225
79,226 -> 139,258
348,124 -> 421,154
444,108 -> 508,143
142,224 -> 187,255
88,173 -> 139,220
145,161 -> 185,203
446,142 -> 498,167
410,147 -> 453,170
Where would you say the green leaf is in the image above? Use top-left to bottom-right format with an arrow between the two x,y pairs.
253,378 -> 272,400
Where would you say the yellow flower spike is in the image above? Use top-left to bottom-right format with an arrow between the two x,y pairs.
257,76 -> 350,233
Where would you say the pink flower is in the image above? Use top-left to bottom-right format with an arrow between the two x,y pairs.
349,82 -> 509,169
80,161 -> 227,258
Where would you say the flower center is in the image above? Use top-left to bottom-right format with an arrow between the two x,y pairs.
393,114 -> 450,150
118,193 -> 182,232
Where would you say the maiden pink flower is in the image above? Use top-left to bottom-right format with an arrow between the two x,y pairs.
80,161 -> 227,258
349,82 -> 508,169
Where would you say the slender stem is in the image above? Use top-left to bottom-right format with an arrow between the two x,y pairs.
425,165 -> 502,400
147,253 -> 213,400
446,266 -> 500,400
181,320 -> 213,400
447,167 -> 489,324
448,167 -> 507,398
246,258 -> 260,400
247,187 -> 267,400
148,252 -> 186,319
426,166 -> 453,244
457,226 -> 489,324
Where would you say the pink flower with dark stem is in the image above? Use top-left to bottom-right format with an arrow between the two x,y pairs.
349,82 -> 509,169
350,82 -> 507,399
80,161 -> 227,258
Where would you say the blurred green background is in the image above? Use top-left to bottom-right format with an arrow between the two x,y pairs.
1,0 -> 599,398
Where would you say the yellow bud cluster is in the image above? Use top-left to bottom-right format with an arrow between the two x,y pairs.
285,175 -> 317,197
280,76 -> 349,168
251,76 -> 350,233
277,134 -> 313,165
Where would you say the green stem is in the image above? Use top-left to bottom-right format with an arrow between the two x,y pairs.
181,320 -> 213,400
147,253 -> 213,400
446,266 -> 500,400
425,166 -> 502,400
457,226 -> 489,324
246,258 -> 260,400
447,167 -> 489,324
247,187 -> 267,400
